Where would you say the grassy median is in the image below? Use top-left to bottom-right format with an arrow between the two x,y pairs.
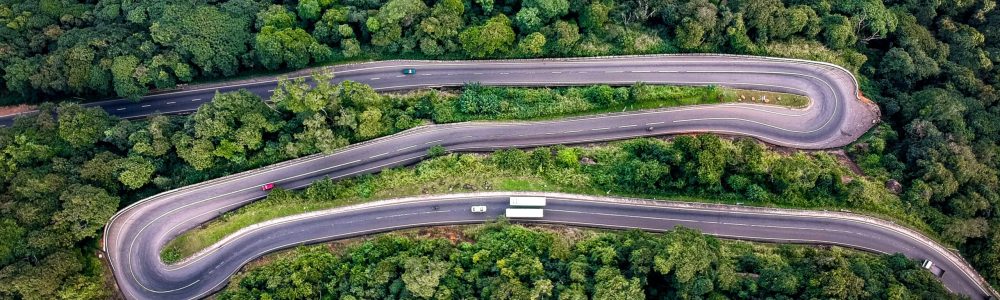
161,137 -> 926,264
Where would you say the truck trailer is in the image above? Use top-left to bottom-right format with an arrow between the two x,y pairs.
509,196 -> 546,207
505,208 -> 544,218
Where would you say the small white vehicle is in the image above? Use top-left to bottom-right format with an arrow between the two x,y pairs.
471,206 -> 488,213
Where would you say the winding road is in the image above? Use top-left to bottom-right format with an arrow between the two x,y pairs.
97,55 -> 991,299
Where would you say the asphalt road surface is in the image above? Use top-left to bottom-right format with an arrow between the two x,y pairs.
98,55 -> 999,299
2,55 -> 877,149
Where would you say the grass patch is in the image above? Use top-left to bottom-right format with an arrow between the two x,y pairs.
162,138 -> 929,263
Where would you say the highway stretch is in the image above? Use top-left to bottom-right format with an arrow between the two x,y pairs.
3,55 -> 875,149
96,55 -> 999,299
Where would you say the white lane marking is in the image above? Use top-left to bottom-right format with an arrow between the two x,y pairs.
370,77 -> 381,80
141,105 -> 151,108
551,71 -> 562,74
631,70 -> 651,73
369,152 -> 390,159
395,75 -> 405,78
420,73 -> 432,76
473,72 -> 484,75
499,72 -> 510,75
191,98 -> 201,102
646,122 -> 665,125
396,145 -> 416,152
117,108 -> 126,111
103,56 -> 876,296
619,124 -> 638,128
564,129 -> 582,133
591,127 -> 610,131
607,71 -> 624,73
166,102 -> 176,104
547,209 -> 854,234
424,139 -> 443,145
267,89 -> 274,92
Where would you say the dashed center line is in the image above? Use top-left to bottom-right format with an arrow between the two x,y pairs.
267,89 -> 274,92
646,122 -> 665,125
591,127 -> 611,131
551,71 -> 563,74
117,108 -> 126,111
166,102 -> 176,104
191,98 -> 202,102
370,77 -> 381,80
619,124 -> 638,128
141,105 -> 151,108
397,145 -> 416,151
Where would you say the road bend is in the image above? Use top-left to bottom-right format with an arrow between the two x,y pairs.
3,55 -> 877,149
96,55 -> 984,299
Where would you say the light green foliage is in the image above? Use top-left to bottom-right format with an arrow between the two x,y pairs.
460,15 -> 515,58
150,4 -> 252,77
367,0 -> 428,51
219,225 -> 957,299
117,156 -> 155,189
53,184 -> 119,243
110,55 -> 148,100
56,103 -> 110,149
402,256 -> 452,298
256,5 -> 296,29
255,26 -> 332,70
517,32 -> 547,57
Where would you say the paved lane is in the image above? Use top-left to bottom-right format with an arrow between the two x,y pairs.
97,55 -> 975,300
3,55 -> 878,150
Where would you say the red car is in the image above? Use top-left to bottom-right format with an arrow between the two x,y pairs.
261,183 -> 275,191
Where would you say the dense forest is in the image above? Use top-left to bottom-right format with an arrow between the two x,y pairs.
2,0 -> 887,102
1,0 -> 999,298
0,80 -> 758,299
219,223 -> 958,299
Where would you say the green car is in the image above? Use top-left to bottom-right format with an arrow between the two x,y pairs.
402,68 -> 416,75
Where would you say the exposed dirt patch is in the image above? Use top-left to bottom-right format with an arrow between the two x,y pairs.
0,104 -> 36,116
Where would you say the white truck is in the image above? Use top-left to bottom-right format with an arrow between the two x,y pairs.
505,208 -> 544,219
509,196 -> 546,207
922,260 -> 946,277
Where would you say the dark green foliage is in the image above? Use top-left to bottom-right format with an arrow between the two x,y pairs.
219,224 -> 958,299
3,0 -> 882,103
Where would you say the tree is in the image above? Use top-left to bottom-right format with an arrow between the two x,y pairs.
822,15 -> 857,49
517,32 -> 547,57
297,0 -> 323,22
549,20 -> 581,54
256,5 -> 296,29
255,25 -> 332,70
150,4 -> 253,77
56,103 -> 111,149
402,257 -> 451,298
117,156 -> 155,189
515,8 -> 544,33
53,185 -> 119,244
110,55 -> 148,100
593,267 -> 645,300
522,0 -> 570,21
460,15 -> 515,58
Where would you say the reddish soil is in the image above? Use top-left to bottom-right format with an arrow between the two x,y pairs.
0,104 -> 36,116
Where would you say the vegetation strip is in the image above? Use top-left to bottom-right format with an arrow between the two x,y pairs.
162,137 -> 922,262
217,223 -> 959,299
